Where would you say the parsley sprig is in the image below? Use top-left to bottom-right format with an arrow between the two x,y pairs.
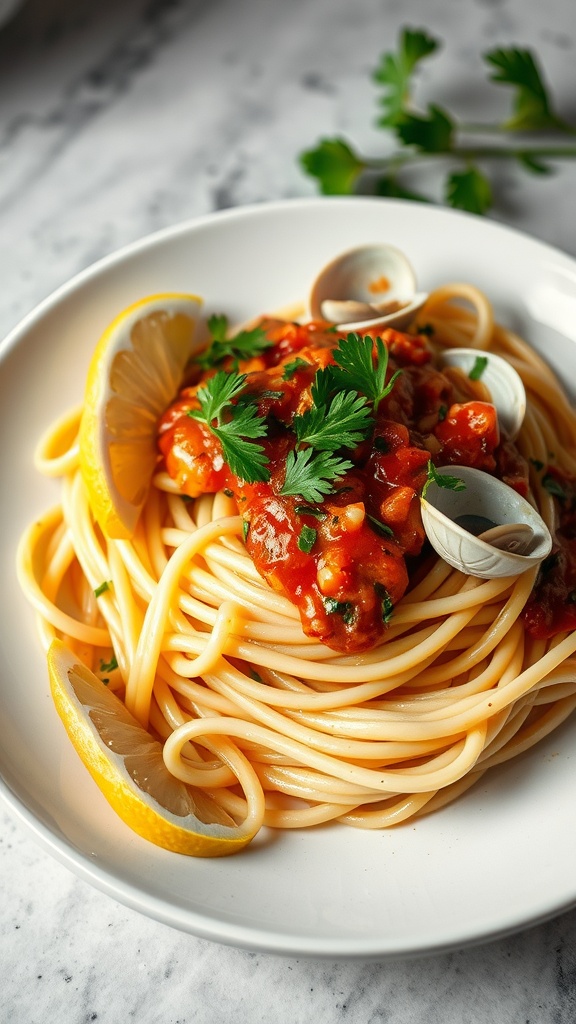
188,370 -> 270,482
197,314 -> 273,369
325,333 -> 402,413
300,27 -> 576,215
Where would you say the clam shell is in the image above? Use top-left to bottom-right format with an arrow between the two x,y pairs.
440,348 -> 526,440
309,245 -> 428,332
420,465 -> 552,578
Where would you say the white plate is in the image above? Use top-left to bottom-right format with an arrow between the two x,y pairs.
2,197 -> 576,959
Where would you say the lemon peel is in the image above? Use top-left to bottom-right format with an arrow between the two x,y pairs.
79,293 -> 202,538
47,639 -> 258,857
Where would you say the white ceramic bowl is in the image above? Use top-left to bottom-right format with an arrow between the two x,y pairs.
2,197 -> 576,958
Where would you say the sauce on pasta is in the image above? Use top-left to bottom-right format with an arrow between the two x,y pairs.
17,276 -> 576,843
158,319 -> 534,653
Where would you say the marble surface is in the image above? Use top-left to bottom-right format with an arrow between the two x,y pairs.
2,0 -> 576,1019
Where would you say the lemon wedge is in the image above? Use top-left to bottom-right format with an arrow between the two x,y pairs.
47,639 -> 256,857
79,293 -> 202,538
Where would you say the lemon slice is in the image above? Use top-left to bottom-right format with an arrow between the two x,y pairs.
79,293 -> 202,538
47,639 -> 256,857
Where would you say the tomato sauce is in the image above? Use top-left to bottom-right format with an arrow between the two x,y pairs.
157,319 -> 539,654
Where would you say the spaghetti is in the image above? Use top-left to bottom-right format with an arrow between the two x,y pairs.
17,280 -> 576,838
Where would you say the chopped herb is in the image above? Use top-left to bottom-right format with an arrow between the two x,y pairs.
422,460 -> 466,499
417,323 -> 435,337
542,473 -> 567,500
94,581 -> 111,597
367,514 -> 394,538
468,355 -> 489,381
374,582 -> 394,623
437,404 -> 448,422
294,505 -> 327,519
223,487 -> 234,498
282,357 -> 310,380
530,458 -> 545,471
298,524 -> 318,553
242,520 -> 250,543
197,314 -> 273,369
256,389 -> 285,400
322,596 -> 355,624
99,656 -> 118,674
250,669 -> 263,682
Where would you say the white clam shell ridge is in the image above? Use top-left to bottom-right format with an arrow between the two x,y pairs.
420,466 -> 552,579
308,244 -> 428,332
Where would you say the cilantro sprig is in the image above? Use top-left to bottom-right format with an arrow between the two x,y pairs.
300,27 -> 576,215
188,370 -> 270,483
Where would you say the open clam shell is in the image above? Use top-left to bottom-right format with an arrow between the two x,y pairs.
309,244 -> 428,332
440,348 -> 526,440
421,465 -> 552,578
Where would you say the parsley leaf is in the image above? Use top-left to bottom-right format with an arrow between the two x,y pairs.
422,460 -> 466,499
189,371 -> 270,482
468,354 -> 489,381
299,137 -> 365,195
293,388 -> 373,451
328,333 -> 402,412
282,357 -> 311,380
485,47 -> 573,133
374,582 -> 394,623
280,448 -> 353,502
197,314 -> 273,369
298,524 -> 318,554
373,27 -> 439,126
94,581 -> 112,597
322,596 -> 355,624
300,28 -> 576,216
542,473 -> 567,500
99,656 -> 118,674
445,166 -> 492,215
395,105 -> 454,152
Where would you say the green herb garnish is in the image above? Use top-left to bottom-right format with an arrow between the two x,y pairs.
197,314 -> 273,369
422,460 -> 466,499
294,505 -> 328,519
367,514 -> 395,538
374,582 -> 394,623
99,656 -> 118,674
188,371 -> 270,483
281,448 -> 354,503
293,386 -> 373,451
300,27 -> 576,214
322,597 -> 355,624
282,357 -> 310,380
325,333 -> 402,413
542,473 -> 567,500
94,581 -> 111,597
297,524 -> 318,554
468,355 -> 489,381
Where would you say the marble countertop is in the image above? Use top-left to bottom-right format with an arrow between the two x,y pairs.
2,0 -> 576,1019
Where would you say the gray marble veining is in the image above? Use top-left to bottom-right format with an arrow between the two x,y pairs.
2,0 -> 576,1020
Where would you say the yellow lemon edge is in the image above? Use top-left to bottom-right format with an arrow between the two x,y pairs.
47,639 -> 253,857
78,291 -> 203,539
